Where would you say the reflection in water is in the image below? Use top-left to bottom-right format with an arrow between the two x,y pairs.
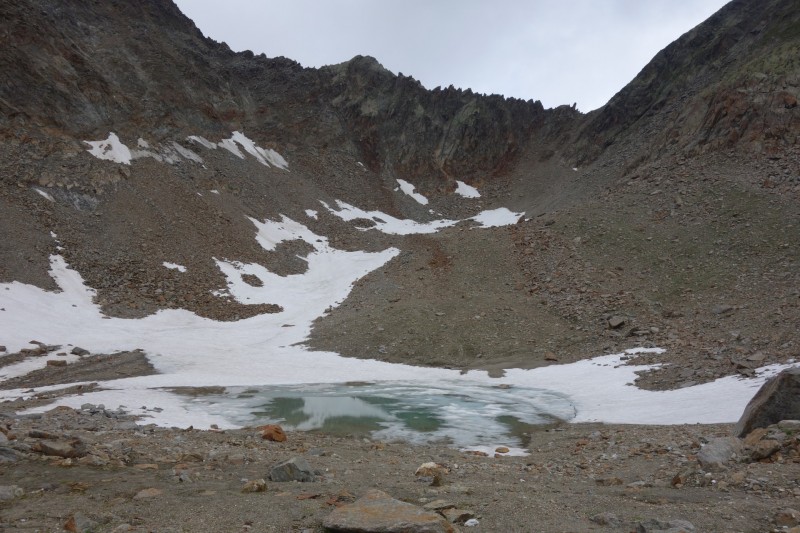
193,381 -> 576,449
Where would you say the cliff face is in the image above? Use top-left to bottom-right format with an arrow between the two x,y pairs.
3,0 -> 799,186
575,0 -> 800,164
0,0 -> 570,190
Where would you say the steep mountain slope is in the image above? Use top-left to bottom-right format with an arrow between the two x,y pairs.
0,0 -> 798,390
576,0 -> 800,167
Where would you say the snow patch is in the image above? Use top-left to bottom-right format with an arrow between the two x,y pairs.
163,262 -> 186,273
84,133 -> 132,165
322,200 -> 458,235
218,138 -> 245,159
33,188 -> 54,202
187,135 -> 218,150
220,131 -> 289,170
305,209 -> 318,220
396,179 -> 428,205
455,180 -> 481,198
323,200 -> 523,234
470,207 -> 522,228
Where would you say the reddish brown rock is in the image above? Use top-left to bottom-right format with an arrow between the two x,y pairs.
260,424 -> 287,442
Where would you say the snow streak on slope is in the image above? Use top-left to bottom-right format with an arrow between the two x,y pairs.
84,132 -> 288,169
396,179 -> 429,205
322,200 -> 524,234
321,200 -> 458,235
454,180 -> 481,198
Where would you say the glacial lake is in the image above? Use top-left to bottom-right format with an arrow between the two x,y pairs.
186,381 -> 577,450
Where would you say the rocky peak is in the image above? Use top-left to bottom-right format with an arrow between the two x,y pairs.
575,0 -> 800,164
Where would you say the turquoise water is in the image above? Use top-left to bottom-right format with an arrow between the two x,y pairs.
190,381 -> 577,448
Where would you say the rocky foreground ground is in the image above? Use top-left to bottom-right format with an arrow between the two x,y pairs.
0,384 -> 799,532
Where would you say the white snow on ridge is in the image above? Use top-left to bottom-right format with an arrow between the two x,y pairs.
84,132 -> 132,165
305,209 -> 319,220
396,179 -> 429,205
455,180 -> 481,198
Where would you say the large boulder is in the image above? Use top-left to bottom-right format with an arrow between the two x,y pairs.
268,457 -> 316,482
323,489 -> 455,533
697,437 -> 742,471
735,367 -> 800,437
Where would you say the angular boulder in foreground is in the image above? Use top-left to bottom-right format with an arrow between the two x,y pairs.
323,489 -> 455,533
735,367 -> 800,437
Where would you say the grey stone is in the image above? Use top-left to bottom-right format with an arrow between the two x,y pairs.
775,508 -> 800,527
0,485 -> 24,501
441,508 -> 475,525
697,437 -> 742,471
735,367 -> 800,437
777,419 -> 800,431
0,446 -> 19,463
422,500 -> 455,511
323,489 -> 455,533
636,518 -> 695,533
64,511 -> 98,532
590,512 -> 622,527
268,457 -> 316,482
31,439 -> 87,458
71,347 -> 90,356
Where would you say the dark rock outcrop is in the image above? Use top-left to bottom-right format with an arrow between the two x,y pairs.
735,367 -> 800,437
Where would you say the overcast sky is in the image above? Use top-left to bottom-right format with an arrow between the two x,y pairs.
173,0 -> 729,112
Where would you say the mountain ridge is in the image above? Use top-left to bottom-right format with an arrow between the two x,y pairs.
0,0 -> 798,390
